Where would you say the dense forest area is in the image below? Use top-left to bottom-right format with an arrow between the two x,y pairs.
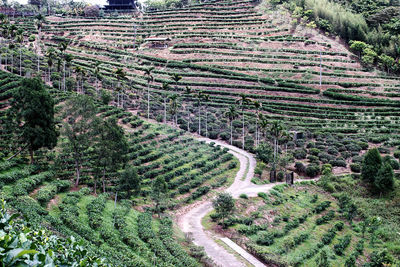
272,0 -> 400,74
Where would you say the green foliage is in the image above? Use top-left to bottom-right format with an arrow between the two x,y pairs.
374,163 -> 394,194
212,193 -> 235,222
315,247 -> 330,267
333,234 -> 351,255
119,167 -> 141,198
0,200 -> 107,266
255,142 -> 273,164
7,77 -> 57,163
361,148 -> 382,183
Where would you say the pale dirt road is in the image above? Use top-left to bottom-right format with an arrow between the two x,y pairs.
175,138 -> 315,267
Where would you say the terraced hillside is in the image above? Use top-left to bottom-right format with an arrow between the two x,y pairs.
0,70 -> 239,266
40,0 -> 400,141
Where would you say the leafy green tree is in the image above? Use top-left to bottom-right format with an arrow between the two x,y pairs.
361,148 -> 382,183
151,176 -> 168,217
255,142 -> 273,164
100,89 -> 111,105
62,95 -> 97,187
93,118 -> 128,193
349,40 -> 369,58
7,78 -> 57,163
378,54 -> 395,73
119,167 -> 141,198
212,193 -> 235,222
374,163 -> 394,194
361,47 -> 377,66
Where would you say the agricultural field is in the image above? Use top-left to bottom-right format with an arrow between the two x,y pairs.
0,70 -> 237,266
0,0 -> 399,266
205,181 -> 400,266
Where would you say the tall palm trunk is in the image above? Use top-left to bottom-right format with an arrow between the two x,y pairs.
63,61 -> 66,91
205,105 -> 208,137
198,104 -> 201,135
147,83 -> 150,119
74,158 -> 81,187
19,48 -> 22,76
230,120 -> 233,145
163,98 -> 167,123
242,109 -> 245,149
187,109 -> 190,132
255,115 -> 258,146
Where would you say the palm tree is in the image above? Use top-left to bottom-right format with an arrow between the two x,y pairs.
168,93 -> 179,126
161,82 -> 171,123
224,105 -> 239,145
35,14 -> 44,74
64,53 -> 73,78
6,24 -> 17,71
253,100 -> 262,146
236,93 -> 251,149
74,66 -> 86,93
46,47 -> 56,82
184,86 -> 192,131
58,41 -> 68,91
144,66 -> 154,119
195,90 -> 204,135
92,62 -> 102,96
202,93 -> 210,138
15,29 -> 24,76
259,114 -> 268,142
270,120 -> 284,169
170,73 -> 182,92
113,67 -> 127,107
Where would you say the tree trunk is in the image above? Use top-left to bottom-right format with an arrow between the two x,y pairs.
255,113 -> 258,146
147,83 -> 150,119
63,61 -> 66,91
94,178 -> 97,195
198,104 -> 201,135
242,109 -> 245,149
205,106 -> 208,137
74,158 -> 81,187
163,98 -> 166,123
29,146 -> 34,164
187,109 -> 190,132
230,120 -> 233,145
19,48 -> 22,76
102,168 -> 106,193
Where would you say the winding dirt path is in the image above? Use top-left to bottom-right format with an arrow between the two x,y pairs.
176,138 -> 314,267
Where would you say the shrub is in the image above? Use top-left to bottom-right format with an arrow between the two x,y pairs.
383,155 -> 400,170
84,5 -> 100,17
333,235 -> 351,255
309,148 -> 321,156
361,148 -> 382,183
294,149 -> 307,159
295,162 -> 306,173
327,147 -> 339,156
239,194 -> 248,199
306,164 -> 320,177
368,249 -> 394,267
350,163 -> 361,173
314,201 -> 331,214
374,163 -> 394,194
329,159 -> 346,167
256,231 -> 275,246
316,210 -> 335,225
